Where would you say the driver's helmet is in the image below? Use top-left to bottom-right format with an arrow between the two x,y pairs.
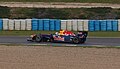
59,30 -> 65,35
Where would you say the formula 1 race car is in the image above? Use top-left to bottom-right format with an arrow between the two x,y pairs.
27,31 -> 88,44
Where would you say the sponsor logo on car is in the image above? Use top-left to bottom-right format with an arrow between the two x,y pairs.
53,36 -> 64,41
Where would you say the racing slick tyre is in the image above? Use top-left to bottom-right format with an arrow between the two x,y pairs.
35,34 -> 42,42
79,40 -> 85,44
79,38 -> 86,44
72,37 -> 80,44
31,36 -> 36,41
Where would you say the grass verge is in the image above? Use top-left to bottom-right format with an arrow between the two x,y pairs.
0,30 -> 56,36
0,30 -> 120,37
89,31 -> 120,37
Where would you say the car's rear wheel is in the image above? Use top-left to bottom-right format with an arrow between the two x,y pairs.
79,38 -> 86,44
72,37 -> 80,44
32,36 -> 36,41
80,40 -> 85,44
35,35 -> 42,42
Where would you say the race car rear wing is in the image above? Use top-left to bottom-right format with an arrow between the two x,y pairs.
78,31 -> 88,37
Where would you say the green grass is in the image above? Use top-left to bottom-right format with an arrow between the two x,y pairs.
89,31 -> 120,37
0,30 -> 120,37
0,0 -> 120,4
7,8 -> 120,19
0,30 -> 56,36
0,7 -> 120,19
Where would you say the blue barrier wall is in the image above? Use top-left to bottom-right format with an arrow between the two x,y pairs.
50,19 -> 55,31
43,19 -> 50,31
38,19 -> 43,30
106,20 -> 112,31
94,20 -> 100,31
0,19 -> 2,30
88,20 -> 118,31
31,19 -> 61,31
88,20 -> 95,31
100,20 -> 107,31
55,20 -> 61,31
112,20 -> 118,31
1,19 -> 119,31
32,19 -> 38,30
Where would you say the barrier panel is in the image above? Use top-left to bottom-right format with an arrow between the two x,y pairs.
112,20 -> 118,31
8,19 -> 14,30
77,20 -> 83,31
61,20 -> 67,30
72,20 -> 78,31
83,20 -> 88,31
55,19 -> 61,31
50,19 -> 55,31
20,19 -> 26,30
43,19 -> 50,31
66,20 -> 72,31
100,20 -> 107,31
3,19 -> 9,30
88,20 -> 95,31
106,20 -> 112,31
32,19 -> 38,30
26,19 -> 31,30
0,19 -> 2,30
38,19 -> 44,30
118,20 -> 120,31
14,20 -> 21,30
94,20 -> 100,31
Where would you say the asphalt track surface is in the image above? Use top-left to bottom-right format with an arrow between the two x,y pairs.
0,36 -> 120,46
